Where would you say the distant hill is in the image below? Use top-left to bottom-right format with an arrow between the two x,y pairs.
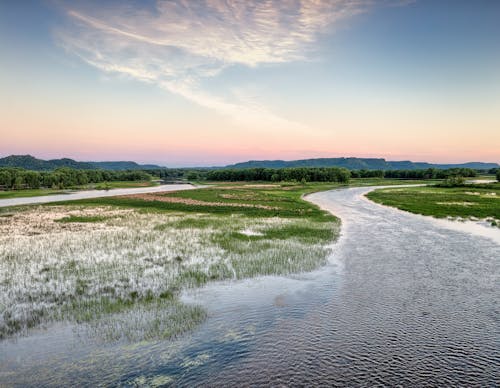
2,154 -> 497,171
0,155 -> 163,171
0,155 -> 94,170
90,161 -> 163,170
226,157 -> 499,171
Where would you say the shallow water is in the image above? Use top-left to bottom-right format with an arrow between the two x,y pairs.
1,187 -> 499,386
0,183 -> 194,208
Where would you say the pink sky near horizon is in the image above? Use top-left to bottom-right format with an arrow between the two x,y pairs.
2,105 -> 499,166
2,89 -> 498,166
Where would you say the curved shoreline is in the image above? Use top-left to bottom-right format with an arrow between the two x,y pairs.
306,185 -> 499,245
360,186 -> 500,245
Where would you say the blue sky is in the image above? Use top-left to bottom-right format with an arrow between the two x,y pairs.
1,0 -> 499,166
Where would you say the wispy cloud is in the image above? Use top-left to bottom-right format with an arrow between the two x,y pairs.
55,0 -> 374,129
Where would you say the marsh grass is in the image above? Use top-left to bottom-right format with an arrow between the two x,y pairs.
0,184 -> 339,341
367,183 -> 500,221
79,299 -> 207,343
55,182 -> 341,219
55,215 -> 110,223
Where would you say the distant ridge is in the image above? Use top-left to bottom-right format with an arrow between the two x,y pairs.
0,155 -> 163,171
225,157 -> 499,171
1,155 -> 497,171
89,161 -> 164,171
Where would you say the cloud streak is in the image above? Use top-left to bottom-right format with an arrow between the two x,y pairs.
56,0 -> 373,129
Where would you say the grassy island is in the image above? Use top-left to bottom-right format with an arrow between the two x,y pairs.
366,182 -> 500,224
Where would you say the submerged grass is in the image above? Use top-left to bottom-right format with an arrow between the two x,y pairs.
366,183 -> 500,222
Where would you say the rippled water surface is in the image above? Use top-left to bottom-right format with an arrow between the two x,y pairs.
1,187 -> 499,386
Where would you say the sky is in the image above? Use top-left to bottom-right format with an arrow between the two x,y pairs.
0,0 -> 499,167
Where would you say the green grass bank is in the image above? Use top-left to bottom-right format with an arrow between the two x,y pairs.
366,183 -> 500,224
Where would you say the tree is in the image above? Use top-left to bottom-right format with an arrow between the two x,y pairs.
23,171 -> 41,189
186,171 -> 199,181
0,170 -> 12,188
13,174 -> 25,189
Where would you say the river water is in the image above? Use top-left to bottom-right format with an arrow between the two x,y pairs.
1,187 -> 498,386
0,184 -> 194,208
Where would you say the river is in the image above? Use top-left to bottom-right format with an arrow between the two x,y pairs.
0,184 -> 194,208
1,186 -> 498,386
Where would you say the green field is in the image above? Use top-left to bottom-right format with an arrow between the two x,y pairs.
366,183 -> 500,223
68,182 -> 339,217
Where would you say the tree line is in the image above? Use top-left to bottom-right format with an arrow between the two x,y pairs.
351,167 -> 477,179
0,165 -> 487,190
0,167 -> 152,190
206,167 -> 351,183
206,167 -> 477,182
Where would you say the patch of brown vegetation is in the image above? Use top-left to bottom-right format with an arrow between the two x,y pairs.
219,193 -> 256,200
120,193 -> 279,210
243,184 -> 280,188
209,184 -> 280,190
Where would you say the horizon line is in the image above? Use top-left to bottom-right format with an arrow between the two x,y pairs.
1,153 -> 499,169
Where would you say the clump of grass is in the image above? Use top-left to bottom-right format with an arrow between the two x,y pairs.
262,224 -> 335,243
55,215 -> 109,223
81,299 -> 206,343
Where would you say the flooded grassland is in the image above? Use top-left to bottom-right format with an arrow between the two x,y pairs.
0,184 -> 339,342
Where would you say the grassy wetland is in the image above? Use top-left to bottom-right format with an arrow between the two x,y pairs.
0,182 -> 342,341
367,182 -> 500,225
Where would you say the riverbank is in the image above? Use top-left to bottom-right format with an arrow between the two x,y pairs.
366,183 -> 500,225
